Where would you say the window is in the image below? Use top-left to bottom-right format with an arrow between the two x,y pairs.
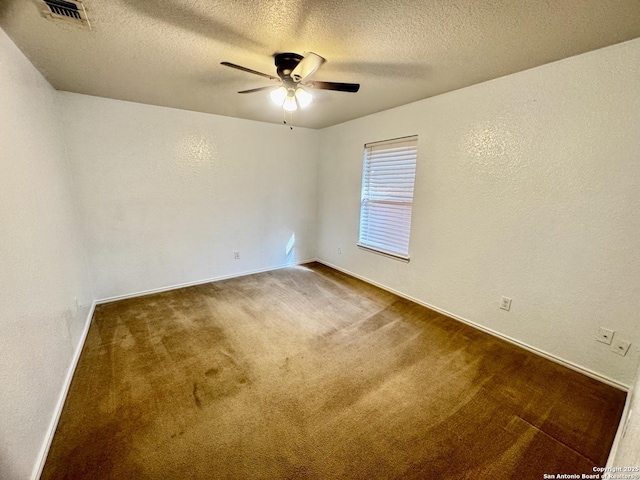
358,135 -> 418,261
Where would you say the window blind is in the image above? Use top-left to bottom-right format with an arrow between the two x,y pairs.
358,136 -> 418,260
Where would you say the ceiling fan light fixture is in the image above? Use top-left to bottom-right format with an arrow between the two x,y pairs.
294,88 -> 312,108
283,93 -> 298,112
270,86 -> 288,106
222,52 -> 359,117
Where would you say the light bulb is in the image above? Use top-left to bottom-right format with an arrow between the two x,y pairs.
283,94 -> 298,112
294,88 -> 312,108
270,86 -> 287,106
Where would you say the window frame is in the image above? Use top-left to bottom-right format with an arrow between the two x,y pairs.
357,135 -> 418,262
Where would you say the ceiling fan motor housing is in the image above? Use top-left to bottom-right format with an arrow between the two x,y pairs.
275,53 -> 303,83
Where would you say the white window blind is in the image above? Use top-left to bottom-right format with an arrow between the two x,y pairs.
358,135 -> 418,261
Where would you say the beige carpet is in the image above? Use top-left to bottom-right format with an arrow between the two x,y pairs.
42,262 -> 626,479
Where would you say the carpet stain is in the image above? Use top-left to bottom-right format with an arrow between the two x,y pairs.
41,263 -> 626,480
192,382 -> 203,408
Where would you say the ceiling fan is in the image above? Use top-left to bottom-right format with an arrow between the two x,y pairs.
221,52 -> 360,112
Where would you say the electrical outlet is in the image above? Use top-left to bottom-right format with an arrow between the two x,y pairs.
337,247 -> 342,254
233,251 -> 240,260
500,296 -> 512,311
611,338 -> 631,356
596,327 -> 614,345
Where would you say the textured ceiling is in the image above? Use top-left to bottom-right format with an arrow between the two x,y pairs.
1,0 -> 640,129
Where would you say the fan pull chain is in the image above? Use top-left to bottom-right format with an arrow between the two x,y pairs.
283,109 -> 294,130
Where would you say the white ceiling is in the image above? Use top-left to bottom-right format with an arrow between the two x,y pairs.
2,0 -> 639,129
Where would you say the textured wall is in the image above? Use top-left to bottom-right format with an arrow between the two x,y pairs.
316,38 -> 640,386
611,366 -> 640,467
58,93 -> 318,300
0,29 -> 93,479
3,23 -> 639,478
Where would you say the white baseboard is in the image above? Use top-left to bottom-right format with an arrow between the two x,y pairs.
30,259 -> 318,479
31,258 -> 629,478
32,300 -> 97,480
96,258 -> 318,304
606,389 -> 634,469
316,259 -> 629,392
317,259 -> 634,466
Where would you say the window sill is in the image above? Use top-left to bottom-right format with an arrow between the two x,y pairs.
357,244 -> 410,263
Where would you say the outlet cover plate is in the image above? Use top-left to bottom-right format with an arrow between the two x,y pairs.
611,338 -> 631,356
500,296 -> 512,311
596,327 -> 614,345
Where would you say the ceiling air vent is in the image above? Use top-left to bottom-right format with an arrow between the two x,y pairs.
39,0 -> 91,27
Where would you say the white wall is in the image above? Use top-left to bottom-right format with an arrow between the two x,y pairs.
316,38 -> 640,386
58,93 -> 318,300
612,365 -> 640,467
2,20 -> 638,477
0,29 -> 93,479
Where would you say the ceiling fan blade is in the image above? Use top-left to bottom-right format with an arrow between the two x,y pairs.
291,52 -> 325,82
220,62 -> 279,81
238,86 -> 276,94
306,81 -> 360,93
